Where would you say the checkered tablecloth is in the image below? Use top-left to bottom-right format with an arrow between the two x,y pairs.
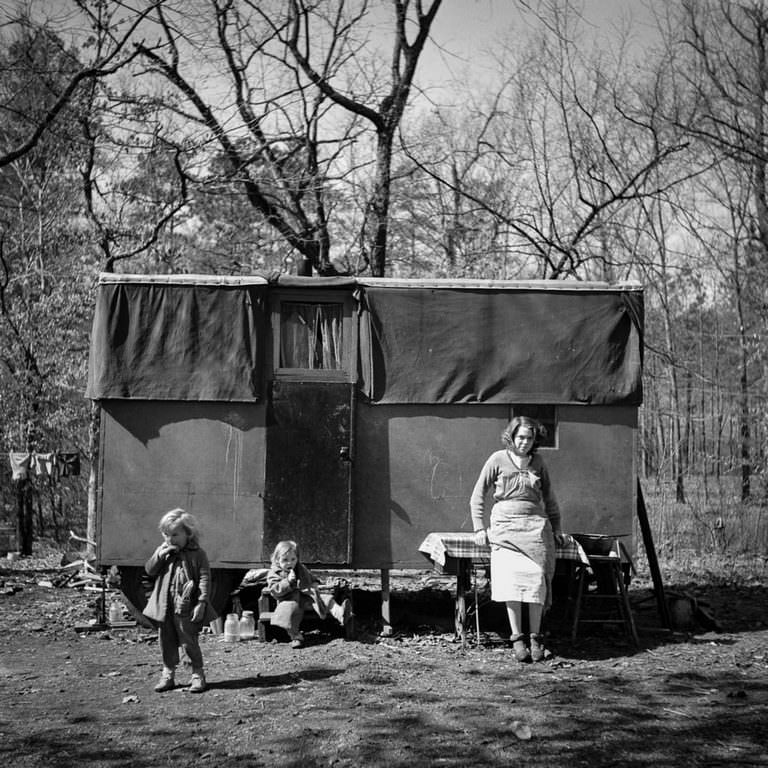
418,531 -> 590,568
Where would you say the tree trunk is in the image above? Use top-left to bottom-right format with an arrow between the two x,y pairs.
740,358 -> 751,501
369,131 -> 394,277
16,480 -> 33,556
733,272 -> 751,501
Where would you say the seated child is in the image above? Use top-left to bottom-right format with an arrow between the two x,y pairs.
264,539 -> 353,648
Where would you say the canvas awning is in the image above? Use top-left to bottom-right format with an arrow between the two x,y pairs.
357,282 -> 643,405
86,275 -> 268,401
86,274 -> 643,406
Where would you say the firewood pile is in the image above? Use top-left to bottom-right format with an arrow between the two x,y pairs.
0,531 -> 130,630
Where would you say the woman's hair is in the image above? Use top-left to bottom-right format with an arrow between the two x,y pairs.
158,508 -> 200,547
270,539 -> 299,567
501,416 -> 546,453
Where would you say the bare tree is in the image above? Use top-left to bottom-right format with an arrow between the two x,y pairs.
0,1 -> 150,169
674,154 -> 764,501
0,19 -> 97,551
657,0 -> 768,499
276,0 -> 442,275
103,0 -> 442,276
401,0 -> 689,279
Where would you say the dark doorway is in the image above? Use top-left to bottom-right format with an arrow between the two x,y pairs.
263,380 -> 353,564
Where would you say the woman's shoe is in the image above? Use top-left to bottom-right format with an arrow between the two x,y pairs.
529,633 -> 546,662
510,633 -> 530,662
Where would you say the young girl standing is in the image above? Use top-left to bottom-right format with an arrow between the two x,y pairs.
143,509 -> 217,692
265,540 -> 352,648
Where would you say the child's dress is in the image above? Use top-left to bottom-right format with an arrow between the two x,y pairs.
265,561 -> 327,636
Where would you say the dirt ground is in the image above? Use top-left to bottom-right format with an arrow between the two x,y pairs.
1,554 -> 767,768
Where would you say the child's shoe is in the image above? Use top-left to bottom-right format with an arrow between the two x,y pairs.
153,669 -> 175,692
188,671 -> 207,693
529,633 -> 546,662
510,633 -> 530,662
290,632 -> 304,649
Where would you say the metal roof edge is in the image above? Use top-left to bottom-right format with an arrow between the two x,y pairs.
354,278 -> 643,291
96,273 -> 642,291
97,273 -> 269,286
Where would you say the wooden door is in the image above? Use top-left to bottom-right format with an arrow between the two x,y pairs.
262,289 -> 356,565
263,380 -> 353,564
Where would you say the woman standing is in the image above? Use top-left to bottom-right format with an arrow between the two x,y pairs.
470,416 -> 563,662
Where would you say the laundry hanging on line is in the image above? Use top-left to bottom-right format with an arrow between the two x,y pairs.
9,452 -> 32,480
7,451 -> 81,480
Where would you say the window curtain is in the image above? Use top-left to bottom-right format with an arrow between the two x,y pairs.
280,303 -> 343,369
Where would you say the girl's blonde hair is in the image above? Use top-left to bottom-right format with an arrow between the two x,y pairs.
158,508 -> 200,547
270,539 -> 299,567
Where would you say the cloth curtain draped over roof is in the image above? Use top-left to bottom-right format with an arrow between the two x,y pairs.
357,286 -> 643,405
85,275 -> 642,406
86,280 -> 267,401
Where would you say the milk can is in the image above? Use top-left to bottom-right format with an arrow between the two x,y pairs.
223,612 -> 241,642
108,602 -> 123,624
239,610 -> 256,640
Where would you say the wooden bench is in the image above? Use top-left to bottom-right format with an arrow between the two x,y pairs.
256,590 -> 356,641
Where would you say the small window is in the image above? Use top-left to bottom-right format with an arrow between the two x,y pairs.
279,302 -> 344,370
272,291 -> 355,382
513,405 -> 557,448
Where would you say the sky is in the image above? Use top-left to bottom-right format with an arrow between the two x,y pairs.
10,0 -> 661,89
416,0 -> 661,94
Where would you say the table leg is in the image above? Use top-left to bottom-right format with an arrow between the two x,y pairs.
380,568 -> 393,637
474,577 -> 482,646
571,563 -> 586,641
455,558 -> 471,641
615,565 -> 640,647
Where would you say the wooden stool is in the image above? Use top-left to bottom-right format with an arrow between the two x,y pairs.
570,534 -> 639,647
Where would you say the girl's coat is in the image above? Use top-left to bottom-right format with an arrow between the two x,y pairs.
143,543 -> 218,626
265,561 -> 327,631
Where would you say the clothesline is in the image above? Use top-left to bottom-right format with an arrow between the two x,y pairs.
8,451 -> 81,481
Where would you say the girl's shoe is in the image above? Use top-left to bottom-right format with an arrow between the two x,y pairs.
153,670 -> 175,692
189,671 -> 207,693
290,632 -> 304,648
510,633 -> 530,662
529,633 -> 546,662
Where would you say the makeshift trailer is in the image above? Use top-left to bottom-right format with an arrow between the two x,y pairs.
86,274 -> 644,620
